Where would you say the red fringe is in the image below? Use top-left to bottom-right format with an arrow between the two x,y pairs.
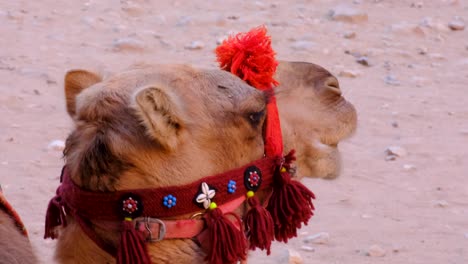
244,195 -> 275,254
267,150 -> 316,242
44,195 -> 67,239
116,220 -> 151,264
204,208 -> 247,264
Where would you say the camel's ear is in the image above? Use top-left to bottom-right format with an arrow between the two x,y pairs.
133,86 -> 185,151
64,70 -> 102,118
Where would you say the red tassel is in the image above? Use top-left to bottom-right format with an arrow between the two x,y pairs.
215,26 -> 283,157
267,150 -> 316,242
204,207 -> 247,264
44,195 -> 67,239
244,194 -> 274,254
116,219 -> 151,264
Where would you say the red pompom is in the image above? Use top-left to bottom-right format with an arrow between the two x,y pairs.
216,26 -> 279,90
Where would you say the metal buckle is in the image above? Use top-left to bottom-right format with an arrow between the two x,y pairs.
135,217 -> 166,242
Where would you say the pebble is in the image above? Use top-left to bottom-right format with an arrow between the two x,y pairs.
389,22 -> 426,37
361,214 -> 372,219
278,248 -> 303,264
367,244 -> 386,257
112,38 -> 145,51
385,146 -> 407,160
384,75 -> 400,86
47,140 -> 65,151
356,56 -> 370,66
410,2 -> 423,8
121,3 -> 145,16
184,41 -> 204,50
303,232 -> 330,244
328,5 -> 368,23
428,53 -> 446,60
291,40 -> 315,51
403,164 -> 417,171
448,19 -> 465,31
216,36 -> 228,45
391,121 -> 399,128
420,17 -> 449,32
343,31 -> 357,39
417,47 -> 428,55
300,245 -> 315,252
339,69 -> 360,78
432,200 -> 449,208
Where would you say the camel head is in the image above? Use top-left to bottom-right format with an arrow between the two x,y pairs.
56,61 -> 356,263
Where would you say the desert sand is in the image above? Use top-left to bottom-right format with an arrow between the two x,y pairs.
1,0 -> 467,263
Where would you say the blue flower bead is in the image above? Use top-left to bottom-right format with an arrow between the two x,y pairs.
227,180 -> 236,194
163,194 -> 177,208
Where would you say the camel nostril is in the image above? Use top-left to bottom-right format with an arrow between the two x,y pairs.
324,77 -> 341,96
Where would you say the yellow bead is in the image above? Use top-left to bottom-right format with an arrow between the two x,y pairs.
209,202 -> 217,210
124,217 -> 132,222
280,167 -> 287,173
246,191 -> 254,198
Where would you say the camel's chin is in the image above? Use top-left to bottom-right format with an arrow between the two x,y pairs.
302,143 -> 342,179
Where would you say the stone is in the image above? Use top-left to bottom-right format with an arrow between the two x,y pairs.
420,17 -> 450,32
339,69 -> 360,78
428,53 -> 446,60
300,245 -> 315,252
303,232 -> 330,244
367,244 -> 386,257
356,56 -> 370,66
343,31 -> 357,39
448,19 -> 465,31
384,75 -> 400,86
112,38 -> 145,51
417,47 -> 428,55
389,22 -> 426,37
410,2 -> 423,8
291,40 -> 315,51
184,41 -> 205,50
47,140 -> 65,151
432,200 -> 449,208
391,121 -> 399,128
403,164 -> 417,171
328,6 -> 368,23
385,146 -> 407,158
277,248 -> 303,264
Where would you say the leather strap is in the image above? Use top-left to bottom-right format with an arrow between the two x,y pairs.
135,195 -> 246,241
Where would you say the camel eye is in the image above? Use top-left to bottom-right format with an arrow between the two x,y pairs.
247,109 -> 265,126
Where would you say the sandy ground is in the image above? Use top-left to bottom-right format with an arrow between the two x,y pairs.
1,0 -> 467,263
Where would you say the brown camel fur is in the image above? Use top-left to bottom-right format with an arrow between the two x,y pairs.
52,60 -> 356,263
